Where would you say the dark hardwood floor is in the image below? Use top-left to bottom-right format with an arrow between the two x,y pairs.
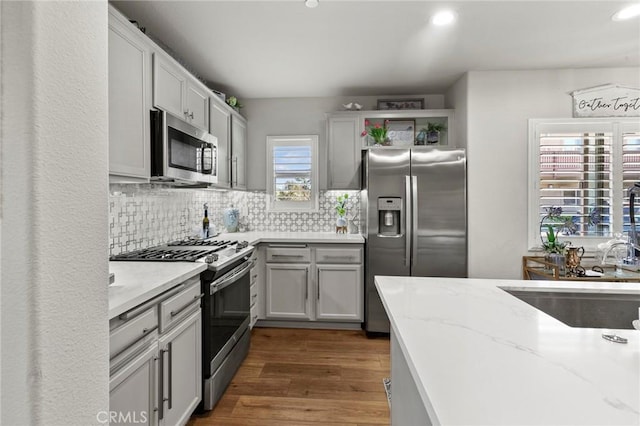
188,327 -> 391,425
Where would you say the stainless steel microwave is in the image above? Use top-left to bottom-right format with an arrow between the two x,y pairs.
150,110 -> 217,185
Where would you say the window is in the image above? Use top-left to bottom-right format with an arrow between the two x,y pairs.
266,135 -> 319,211
528,118 -> 640,250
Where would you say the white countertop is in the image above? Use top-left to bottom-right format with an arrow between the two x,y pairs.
108,262 -> 207,319
216,231 -> 364,245
375,276 -> 640,425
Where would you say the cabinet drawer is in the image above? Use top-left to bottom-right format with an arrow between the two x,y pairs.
110,306 -> 158,359
250,266 -> 258,286
266,247 -> 311,263
250,304 -> 259,327
159,277 -> 202,333
316,247 -> 362,264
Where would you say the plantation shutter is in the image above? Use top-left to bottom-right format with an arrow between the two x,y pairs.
622,129 -> 640,232
273,144 -> 312,202
537,124 -> 613,237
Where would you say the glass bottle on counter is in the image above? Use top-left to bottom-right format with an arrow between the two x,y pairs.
202,203 -> 210,238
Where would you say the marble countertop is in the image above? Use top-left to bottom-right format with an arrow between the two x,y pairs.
216,231 -> 365,245
108,262 -> 207,319
375,276 -> 640,425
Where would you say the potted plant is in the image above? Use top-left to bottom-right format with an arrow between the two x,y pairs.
335,193 -> 349,233
542,224 -> 568,272
361,119 -> 390,145
425,122 -> 447,144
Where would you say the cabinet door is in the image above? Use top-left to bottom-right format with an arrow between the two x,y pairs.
108,10 -> 151,179
185,79 -> 209,131
153,53 -> 186,119
327,115 -> 361,189
210,99 -> 231,188
265,264 -> 311,320
316,264 -> 363,321
109,342 -> 158,426
231,116 -> 247,190
158,310 -> 202,426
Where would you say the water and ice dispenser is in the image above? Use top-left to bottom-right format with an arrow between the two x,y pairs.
378,197 -> 402,236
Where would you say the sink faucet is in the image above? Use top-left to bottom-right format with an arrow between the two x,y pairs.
601,240 -> 640,267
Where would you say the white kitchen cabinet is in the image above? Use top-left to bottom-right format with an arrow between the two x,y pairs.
249,246 -> 265,327
153,53 -> 209,132
109,277 -> 202,426
327,114 -> 362,190
109,342 -> 158,426
209,97 -> 231,188
231,115 -> 247,189
158,309 -> 201,426
108,6 -> 152,181
265,263 -> 311,320
316,264 -> 363,321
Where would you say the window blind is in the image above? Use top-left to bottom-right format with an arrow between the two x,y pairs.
538,131 -> 613,237
273,145 -> 312,202
622,131 -> 640,232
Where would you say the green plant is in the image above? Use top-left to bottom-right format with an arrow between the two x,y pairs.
361,119 -> 390,144
426,122 -> 447,133
226,96 -> 243,109
335,193 -> 349,217
542,224 -> 568,254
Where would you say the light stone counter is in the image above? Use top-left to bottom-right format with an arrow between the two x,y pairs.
375,276 -> 640,425
108,262 -> 207,319
217,231 -> 365,245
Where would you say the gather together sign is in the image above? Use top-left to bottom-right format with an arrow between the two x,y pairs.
571,84 -> 640,118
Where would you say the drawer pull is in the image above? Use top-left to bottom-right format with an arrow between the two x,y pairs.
323,255 -> 354,259
272,254 -> 305,258
170,293 -> 204,317
141,325 -> 158,337
252,315 -> 258,322
268,244 -> 307,248
119,285 -> 184,320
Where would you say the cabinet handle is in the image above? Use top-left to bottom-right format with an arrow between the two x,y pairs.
119,284 -> 184,320
141,325 -> 158,337
271,254 -> 305,258
170,293 -> 204,317
251,294 -> 257,302
184,110 -> 193,119
268,244 -> 307,248
167,343 -> 173,410
252,315 -> 258,322
317,269 -> 320,300
305,268 -> 308,300
232,157 -> 238,185
189,111 -> 194,119
153,356 -> 159,415
158,349 -> 164,420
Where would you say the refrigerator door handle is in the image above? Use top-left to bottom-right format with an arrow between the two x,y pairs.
411,175 -> 418,268
405,175 -> 411,267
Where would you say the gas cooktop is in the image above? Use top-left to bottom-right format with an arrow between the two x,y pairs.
109,238 -> 253,271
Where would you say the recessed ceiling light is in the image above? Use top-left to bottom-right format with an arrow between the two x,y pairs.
612,3 -> 640,21
431,10 -> 456,26
305,0 -> 319,8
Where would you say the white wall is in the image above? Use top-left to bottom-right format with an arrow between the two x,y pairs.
1,2 -> 109,424
242,94 -> 444,190
464,67 -> 640,279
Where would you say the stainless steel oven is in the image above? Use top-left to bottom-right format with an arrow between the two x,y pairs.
199,253 -> 253,410
150,109 -> 217,185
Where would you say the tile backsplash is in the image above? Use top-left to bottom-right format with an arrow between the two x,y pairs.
109,184 -> 360,256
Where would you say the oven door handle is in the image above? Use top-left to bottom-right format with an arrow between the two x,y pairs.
211,261 -> 253,294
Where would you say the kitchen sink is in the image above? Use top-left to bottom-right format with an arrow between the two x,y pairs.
503,289 -> 640,330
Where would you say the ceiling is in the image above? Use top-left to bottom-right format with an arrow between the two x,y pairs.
111,0 -> 640,99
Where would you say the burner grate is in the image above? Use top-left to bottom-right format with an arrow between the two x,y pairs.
110,247 -> 215,262
167,239 -> 233,249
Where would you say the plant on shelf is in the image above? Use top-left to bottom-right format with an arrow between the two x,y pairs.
226,96 -> 243,110
361,119 -> 390,145
425,122 -> 447,144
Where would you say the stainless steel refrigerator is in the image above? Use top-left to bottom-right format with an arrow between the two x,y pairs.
362,147 -> 467,333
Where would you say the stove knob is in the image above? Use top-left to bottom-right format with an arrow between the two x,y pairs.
205,253 -> 218,264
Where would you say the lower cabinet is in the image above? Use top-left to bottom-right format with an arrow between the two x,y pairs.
263,243 -> 363,324
109,278 -> 202,426
265,263 -> 311,320
109,342 -> 158,426
316,264 -> 362,321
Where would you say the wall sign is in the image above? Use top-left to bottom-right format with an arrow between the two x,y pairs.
571,84 -> 640,117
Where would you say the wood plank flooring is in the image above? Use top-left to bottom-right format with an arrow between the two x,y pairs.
188,327 -> 391,426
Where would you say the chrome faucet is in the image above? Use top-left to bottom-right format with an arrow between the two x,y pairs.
601,240 -> 638,266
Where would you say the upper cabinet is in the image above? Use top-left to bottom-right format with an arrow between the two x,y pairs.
153,52 -> 209,132
209,97 -> 231,188
108,6 -> 152,181
231,115 -> 247,190
326,109 -> 455,190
